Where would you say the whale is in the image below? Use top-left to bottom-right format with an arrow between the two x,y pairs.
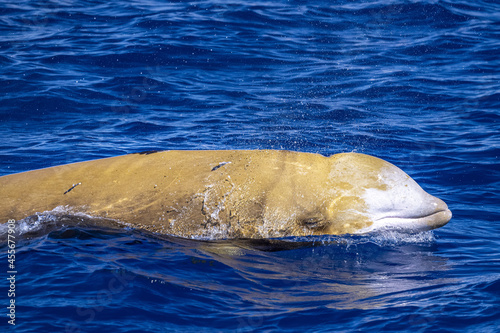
0,150 -> 451,239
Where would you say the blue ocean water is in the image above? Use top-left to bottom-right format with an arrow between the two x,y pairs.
1,0 -> 499,332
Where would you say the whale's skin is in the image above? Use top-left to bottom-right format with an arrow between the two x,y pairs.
0,150 -> 451,239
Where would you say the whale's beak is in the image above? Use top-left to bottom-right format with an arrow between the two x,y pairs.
351,156 -> 453,234
421,196 -> 452,230
359,190 -> 452,234
326,153 -> 453,235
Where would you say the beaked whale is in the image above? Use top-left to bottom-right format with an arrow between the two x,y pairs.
0,150 -> 451,239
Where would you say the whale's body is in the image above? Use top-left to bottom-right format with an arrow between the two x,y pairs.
0,150 -> 451,239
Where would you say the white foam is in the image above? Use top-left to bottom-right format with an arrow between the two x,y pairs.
365,230 -> 436,246
0,206 -> 100,237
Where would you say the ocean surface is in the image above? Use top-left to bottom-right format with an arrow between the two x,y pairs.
1,0 -> 499,332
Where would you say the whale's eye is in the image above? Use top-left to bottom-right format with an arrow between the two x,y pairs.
300,216 -> 326,229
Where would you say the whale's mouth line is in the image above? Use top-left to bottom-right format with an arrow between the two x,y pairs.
375,209 -> 451,222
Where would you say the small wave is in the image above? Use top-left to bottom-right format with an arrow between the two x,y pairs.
0,206 -> 123,240
366,230 -> 436,246
278,230 -> 435,246
0,207 -> 68,238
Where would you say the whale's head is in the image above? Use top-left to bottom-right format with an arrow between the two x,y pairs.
313,153 -> 452,235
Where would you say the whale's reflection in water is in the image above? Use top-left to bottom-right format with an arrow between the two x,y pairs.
163,232 -> 453,311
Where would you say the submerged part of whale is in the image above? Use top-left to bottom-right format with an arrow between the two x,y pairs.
0,150 -> 451,239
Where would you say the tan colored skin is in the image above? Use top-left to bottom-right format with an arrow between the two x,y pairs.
0,150 -> 449,239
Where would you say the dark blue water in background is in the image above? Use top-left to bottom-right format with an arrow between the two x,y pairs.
1,0 -> 499,332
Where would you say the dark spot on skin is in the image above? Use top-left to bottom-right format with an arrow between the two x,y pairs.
300,215 -> 327,229
135,150 -> 164,155
211,162 -> 230,171
64,182 -> 81,194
